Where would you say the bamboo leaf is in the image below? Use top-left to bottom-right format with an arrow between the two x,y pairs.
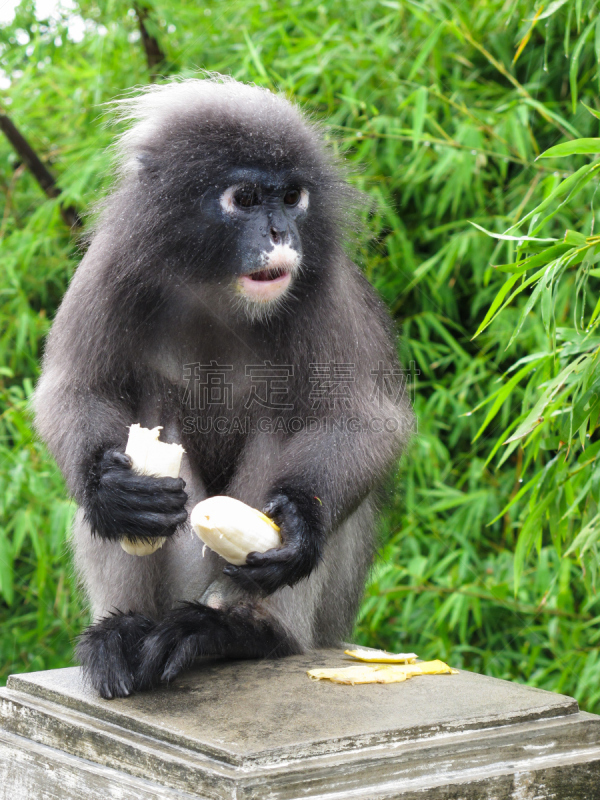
514,494 -> 555,592
504,356 -> 588,443
564,513 -> 600,557
472,357 -> 546,441
539,138 -> 600,159
564,230 -> 588,245
469,221 -> 556,243
582,102 -> 600,121
506,163 -> 600,234
569,20 -> 596,114
408,22 -> 445,80
535,0 -> 570,21
513,5 -> 545,65
412,86 -> 428,151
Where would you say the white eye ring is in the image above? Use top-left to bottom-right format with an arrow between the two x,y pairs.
220,185 -> 309,214
220,185 -> 241,215
297,188 -> 309,211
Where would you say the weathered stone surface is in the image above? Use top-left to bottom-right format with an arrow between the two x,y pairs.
0,728 -> 200,800
1,648 -> 599,799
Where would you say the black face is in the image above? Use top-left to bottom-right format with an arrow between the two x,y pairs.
135,138 -> 340,305
218,167 -> 309,279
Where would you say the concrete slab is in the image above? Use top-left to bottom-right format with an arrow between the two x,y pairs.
1,648 -> 599,799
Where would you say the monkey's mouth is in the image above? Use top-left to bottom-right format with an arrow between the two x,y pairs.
238,266 -> 292,301
248,266 -> 289,282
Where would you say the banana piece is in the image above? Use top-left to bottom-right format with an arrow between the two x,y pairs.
308,665 -> 409,684
190,496 -> 281,566
307,660 -> 459,685
120,424 -> 185,556
344,648 -> 418,664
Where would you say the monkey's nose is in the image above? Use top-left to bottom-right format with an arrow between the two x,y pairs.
270,227 -> 284,245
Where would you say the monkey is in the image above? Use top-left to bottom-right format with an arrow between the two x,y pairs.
33,76 -> 413,699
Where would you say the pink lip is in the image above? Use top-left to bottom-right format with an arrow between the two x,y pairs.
238,268 -> 292,301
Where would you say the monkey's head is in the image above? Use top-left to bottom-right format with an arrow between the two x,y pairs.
106,77 -> 355,322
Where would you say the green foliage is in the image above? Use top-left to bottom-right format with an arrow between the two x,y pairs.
1,0 -> 600,708
471,137 -> 600,601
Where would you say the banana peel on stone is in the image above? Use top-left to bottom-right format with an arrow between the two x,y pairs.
307,652 -> 459,685
344,648 -> 418,664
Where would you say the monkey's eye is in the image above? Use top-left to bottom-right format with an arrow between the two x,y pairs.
234,187 -> 261,208
283,188 -> 301,207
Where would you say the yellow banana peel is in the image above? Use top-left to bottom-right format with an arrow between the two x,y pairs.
344,648 -> 418,663
308,659 -> 458,685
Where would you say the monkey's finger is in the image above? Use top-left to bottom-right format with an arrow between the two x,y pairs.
263,494 -> 292,519
125,475 -> 186,493
147,475 -> 187,492
112,489 -> 189,514
263,495 -> 305,536
245,546 -> 295,566
99,450 -> 132,471
124,510 -> 189,537
137,631 -> 172,690
101,472 -> 186,496
223,564 -> 283,595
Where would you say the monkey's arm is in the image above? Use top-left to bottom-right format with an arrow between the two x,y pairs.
224,391 -> 411,594
34,370 -> 187,544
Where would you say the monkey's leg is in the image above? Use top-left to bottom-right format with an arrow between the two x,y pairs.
77,611 -> 156,699
137,603 -> 297,688
72,507 -> 168,699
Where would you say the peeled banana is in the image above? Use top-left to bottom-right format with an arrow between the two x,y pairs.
120,424 -> 185,556
190,495 -> 282,565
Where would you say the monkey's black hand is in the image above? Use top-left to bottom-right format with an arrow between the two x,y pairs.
223,493 -> 324,595
85,450 -> 188,542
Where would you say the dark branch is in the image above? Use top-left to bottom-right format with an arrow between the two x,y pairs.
0,114 -> 81,230
134,3 -> 166,82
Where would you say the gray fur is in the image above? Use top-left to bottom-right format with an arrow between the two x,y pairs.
34,76 -> 413,697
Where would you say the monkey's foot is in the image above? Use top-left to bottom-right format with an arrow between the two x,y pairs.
77,612 -> 155,699
136,603 -> 294,688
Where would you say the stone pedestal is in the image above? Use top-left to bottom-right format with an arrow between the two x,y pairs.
1,649 -> 600,799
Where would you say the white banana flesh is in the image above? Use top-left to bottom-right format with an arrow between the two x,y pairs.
120,424 -> 185,556
190,496 -> 282,566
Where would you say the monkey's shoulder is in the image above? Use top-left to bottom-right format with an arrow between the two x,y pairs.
323,258 -> 399,345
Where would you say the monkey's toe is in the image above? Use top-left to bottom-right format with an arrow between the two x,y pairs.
160,636 -> 200,682
77,611 -> 156,699
137,626 -> 199,687
98,674 -> 135,700
79,645 -> 137,700
136,632 -> 169,688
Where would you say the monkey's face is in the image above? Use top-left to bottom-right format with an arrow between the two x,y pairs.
217,168 -> 308,309
132,113 -> 343,322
